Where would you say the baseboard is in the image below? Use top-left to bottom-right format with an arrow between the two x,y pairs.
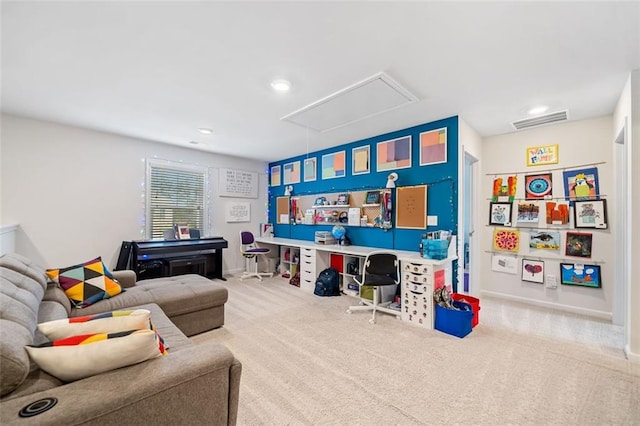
625,345 -> 640,363
480,290 -> 612,321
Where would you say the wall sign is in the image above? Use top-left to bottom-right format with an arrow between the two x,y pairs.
225,202 -> 251,222
526,144 -> 558,166
219,168 -> 258,198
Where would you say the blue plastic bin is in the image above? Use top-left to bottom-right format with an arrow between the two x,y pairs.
422,239 -> 449,260
435,301 -> 474,338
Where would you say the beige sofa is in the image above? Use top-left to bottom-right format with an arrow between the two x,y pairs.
0,253 -> 241,425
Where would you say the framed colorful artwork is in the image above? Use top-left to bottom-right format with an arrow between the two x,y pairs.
524,173 -> 552,200
352,145 -> 370,175
563,167 -> 599,204
526,144 -> 559,167
376,136 -> 411,172
522,259 -> 544,284
491,175 -> 517,202
560,263 -> 602,288
565,232 -> 593,258
545,201 -> 569,226
529,230 -> 561,250
419,127 -> 447,166
321,151 -> 346,180
516,202 -> 539,224
270,165 -> 281,187
489,202 -> 512,226
283,161 -> 301,185
493,228 -> 520,252
303,158 -> 317,182
573,199 -> 608,229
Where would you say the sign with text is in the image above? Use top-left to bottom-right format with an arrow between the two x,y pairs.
526,144 -> 559,166
219,168 -> 258,198
225,202 -> 251,222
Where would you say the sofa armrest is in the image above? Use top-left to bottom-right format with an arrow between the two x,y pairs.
0,342 -> 241,426
111,270 -> 137,288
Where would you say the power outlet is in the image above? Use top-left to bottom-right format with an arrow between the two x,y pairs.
546,274 -> 558,289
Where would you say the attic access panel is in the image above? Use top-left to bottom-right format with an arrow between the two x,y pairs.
282,72 -> 418,132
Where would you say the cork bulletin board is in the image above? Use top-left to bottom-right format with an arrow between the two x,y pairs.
396,185 -> 427,229
276,196 -> 290,224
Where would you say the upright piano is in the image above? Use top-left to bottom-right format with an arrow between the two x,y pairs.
128,237 -> 228,281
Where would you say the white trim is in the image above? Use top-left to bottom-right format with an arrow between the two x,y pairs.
0,224 -> 19,234
480,290 -> 612,321
625,344 -> 640,363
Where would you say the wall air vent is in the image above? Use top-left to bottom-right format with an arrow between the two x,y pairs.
511,110 -> 569,131
281,72 -> 419,132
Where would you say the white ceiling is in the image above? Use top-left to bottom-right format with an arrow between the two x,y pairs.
2,1 -> 639,162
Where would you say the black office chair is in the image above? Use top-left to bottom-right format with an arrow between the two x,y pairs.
346,251 -> 400,324
239,231 -> 273,281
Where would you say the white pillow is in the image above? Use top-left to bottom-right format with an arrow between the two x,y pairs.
38,309 -> 151,340
25,329 -> 166,382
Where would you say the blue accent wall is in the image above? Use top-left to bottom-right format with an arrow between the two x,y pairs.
269,116 -> 459,253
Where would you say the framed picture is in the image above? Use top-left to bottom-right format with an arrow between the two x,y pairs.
489,202 -> 512,226
516,202 -> 539,224
322,151 -> 346,179
563,167 -> 599,204
526,144 -> 559,167
336,193 -> 349,205
313,196 -> 327,207
365,191 -> 381,205
573,199 -> 608,229
529,230 -> 561,250
522,259 -> 544,284
565,232 -> 593,258
491,254 -> 518,275
560,263 -> 602,288
270,165 -> 281,187
303,158 -> 317,182
352,145 -> 370,175
283,161 -> 301,185
419,127 -> 447,166
377,136 -> 411,172
524,173 -> 553,200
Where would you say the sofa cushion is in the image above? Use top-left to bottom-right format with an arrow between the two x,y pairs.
38,309 -> 152,341
0,265 -> 46,397
25,328 -> 166,382
70,274 -> 228,319
0,253 -> 48,290
46,257 -> 124,308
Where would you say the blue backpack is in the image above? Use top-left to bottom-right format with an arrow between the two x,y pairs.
313,268 -> 341,297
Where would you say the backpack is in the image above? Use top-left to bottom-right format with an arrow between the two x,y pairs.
314,267 -> 341,297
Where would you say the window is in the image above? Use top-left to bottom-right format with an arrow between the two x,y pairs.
146,160 -> 208,240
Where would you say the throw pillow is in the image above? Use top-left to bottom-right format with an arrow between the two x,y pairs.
46,257 -> 124,308
25,329 -> 167,382
38,309 -> 151,341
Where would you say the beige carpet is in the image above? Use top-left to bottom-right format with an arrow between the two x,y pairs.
192,276 -> 640,425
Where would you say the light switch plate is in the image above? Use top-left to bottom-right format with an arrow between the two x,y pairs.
427,215 -> 438,226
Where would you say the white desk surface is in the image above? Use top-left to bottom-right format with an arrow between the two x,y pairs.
255,236 -> 457,265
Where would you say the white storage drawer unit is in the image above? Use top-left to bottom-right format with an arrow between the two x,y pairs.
400,259 -> 435,329
300,248 -> 317,292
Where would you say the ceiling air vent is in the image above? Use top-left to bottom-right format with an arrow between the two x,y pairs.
281,72 -> 419,132
511,110 -> 569,131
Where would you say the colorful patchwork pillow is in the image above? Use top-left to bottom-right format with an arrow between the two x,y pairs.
25,329 -> 167,382
46,257 -> 124,308
38,309 -> 151,341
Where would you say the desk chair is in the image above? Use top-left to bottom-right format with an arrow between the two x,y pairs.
346,251 -> 400,324
239,231 -> 273,281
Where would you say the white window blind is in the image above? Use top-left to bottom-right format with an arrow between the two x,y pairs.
146,161 -> 207,240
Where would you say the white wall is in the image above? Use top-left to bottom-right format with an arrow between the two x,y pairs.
480,116 -> 615,319
613,70 -> 640,362
0,114 -> 268,273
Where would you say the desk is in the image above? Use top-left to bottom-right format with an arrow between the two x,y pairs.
256,236 -> 457,329
131,237 -> 228,281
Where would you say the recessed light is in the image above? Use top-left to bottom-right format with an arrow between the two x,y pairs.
271,79 -> 291,92
528,106 -> 548,115
198,128 -> 213,135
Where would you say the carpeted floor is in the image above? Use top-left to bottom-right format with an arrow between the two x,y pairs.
192,276 -> 640,425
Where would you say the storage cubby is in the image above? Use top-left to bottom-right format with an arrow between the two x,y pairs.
280,246 -> 299,278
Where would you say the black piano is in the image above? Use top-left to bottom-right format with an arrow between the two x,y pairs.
126,237 -> 228,281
